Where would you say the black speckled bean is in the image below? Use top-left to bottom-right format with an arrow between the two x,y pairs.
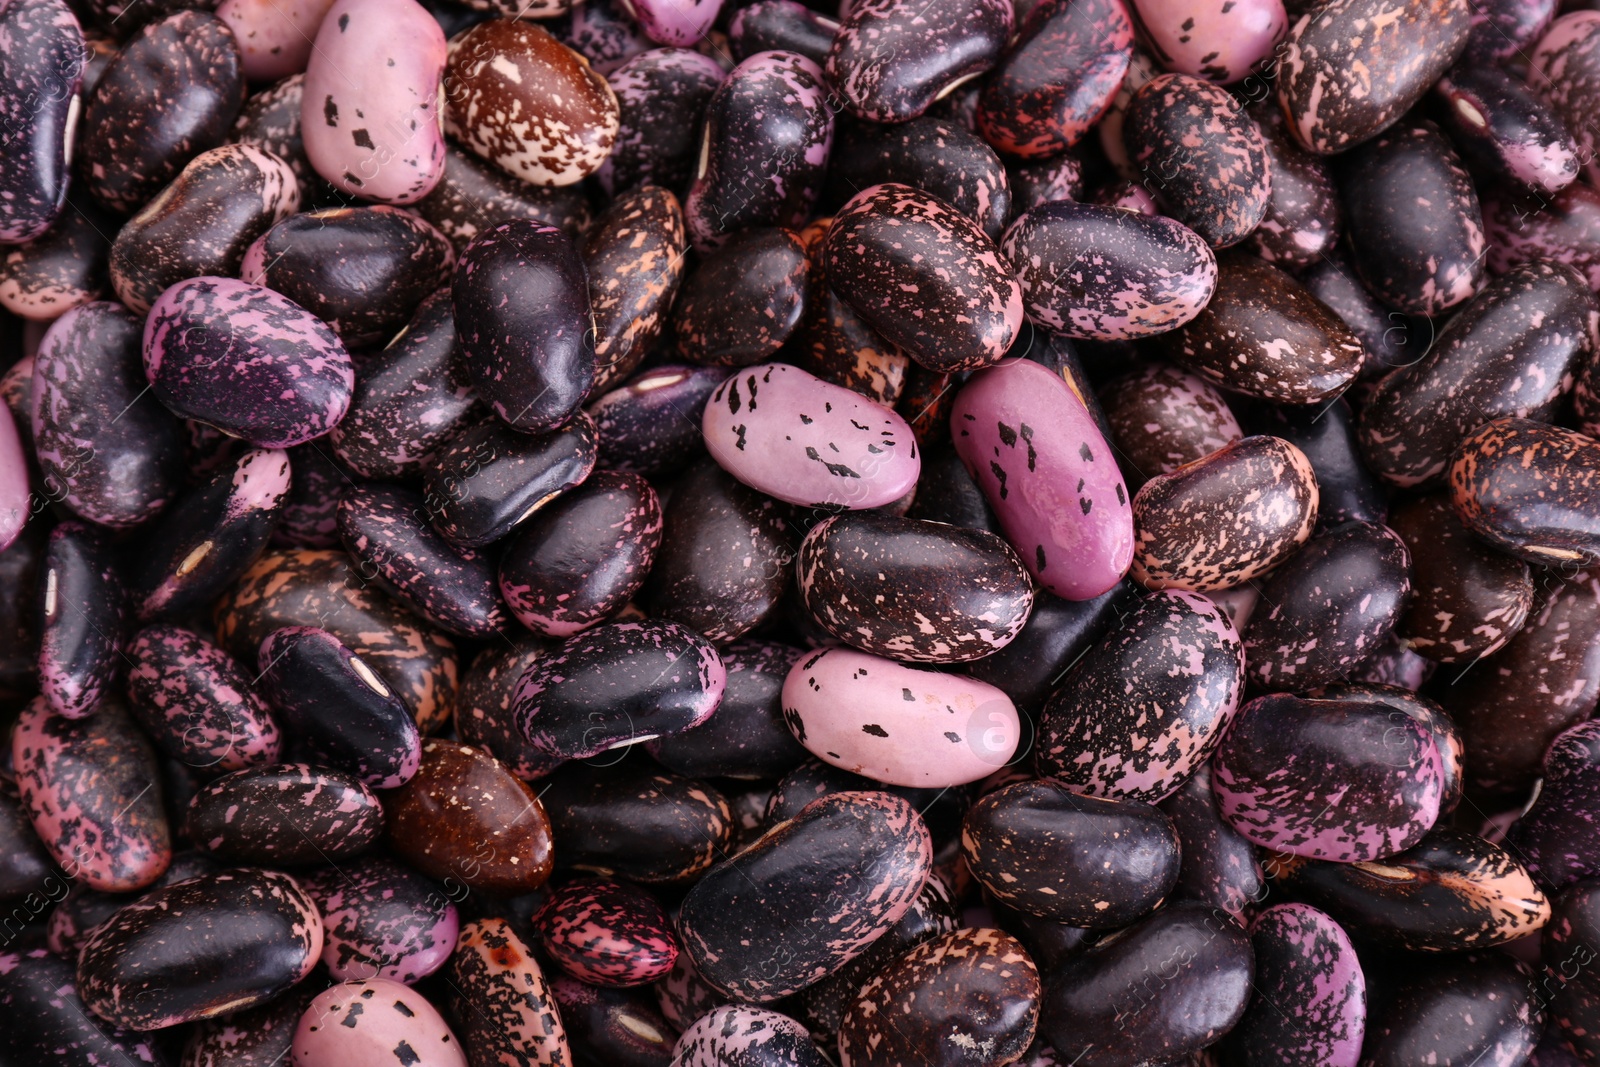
587,364 -> 726,479
1158,761 -> 1263,919
646,642 -> 810,782
0,195 -> 114,321
1449,418 -> 1600,566
829,117 -> 1011,241
0,0 -> 84,245
599,46 -> 725,198
417,139 -> 593,254
1244,98 -> 1341,270
730,1 -> 837,66
674,227 -> 809,367
825,0 -> 1012,124
0,949 -> 169,1063
1434,66 -> 1579,197
187,762 -> 383,865
126,623 -> 282,773
38,521 -> 127,719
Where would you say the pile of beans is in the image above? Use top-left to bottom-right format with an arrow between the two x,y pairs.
7,0 -> 1600,1061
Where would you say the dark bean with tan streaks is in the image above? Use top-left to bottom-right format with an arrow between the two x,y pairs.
456,635 -> 558,782
1275,0 -> 1471,154
840,928 -> 1040,1067
187,762 -> 383,865
448,918 -> 571,1067
1389,493 -> 1534,663
1156,252 -> 1363,404
0,0 -> 84,244
962,779 -> 1180,927
1001,200 -> 1217,341
1214,693 -> 1444,862
1358,261 -> 1596,488
824,183 -> 1022,373
242,207 -> 454,350
338,482 -> 507,639
536,879 -> 678,987
328,289 -> 480,481
1450,418 -> 1600,566
228,72 -> 321,203
790,216 -> 909,406
825,0 -> 1012,124
499,470 -> 662,638
1339,121 -> 1485,316
79,11 -> 246,214
110,144 -> 299,316
419,413 -> 598,551
416,140 -> 593,255
257,626 -> 422,790
126,623 -> 282,773
1441,567 -> 1600,800
540,758 -> 734,884
1125,73 -> 1271,249
1270,828 -> 1549,953
1037,590 -> 1243,804
586,186 -> 688,395
213,548 -> 460,735
76,868 -> 321,1030
797,512 -> 1033,664
382,738 -> 555,895
181,972 -> 319,1067
1243,521 -> 1411,691
1219,903 -> 1366,1067
1131,435 -> 1319,592
272,442 -> 347,549
674,228 -> 809,367
1100,363 -> 1241,491
678,790 -> 932,1002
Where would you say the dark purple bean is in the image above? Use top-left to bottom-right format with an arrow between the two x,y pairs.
729,0 -> 836,65
963,583 -> 1133,714
1434,66 -> 1579,197
598,47 -> 725,198
416,139 -> 593,254
456,634 -> 558,781
1101,363 -> 1240,491
229,72 -> 320,202
0,196 -> 114,322
829,117 -> 1011,241
125,623 -> 282,773
0,0 -> 84,244
549,974 -> 679,1067
0,950 -> 175,1062
1450,418 -> 1600,567
1360,952 -> 1541,1067
825,0 -> 1012,124
586,364 -> 726,478
301,856 -> 457,984
551,0 -> 653,74
37,521 -> 126,719
674,227 -> 809,367
1158,761 -> 1263,919
187,762 -> 383,864
1245,98 -> 1341,270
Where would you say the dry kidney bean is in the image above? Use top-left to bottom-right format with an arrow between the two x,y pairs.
12,0 -> 1600,1058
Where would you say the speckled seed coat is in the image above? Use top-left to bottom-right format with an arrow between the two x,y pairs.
1220,904 -> 1365,1067
840,928 -> 1039,1067
1434,67 -> 1579,198
32,301 -> 186,528
598,47 -> 725,197
78,11 -> 245,213
445,20 -> 618,188
1100,363 -> 1241,489
455,636 -> 559,781
0,0 -> 82,244
125,623 -> 282,773
187,763 -> 384,865
1159,762 -> 1263,918
951,359 -> 1133,600
797,512 -> 1034,663
12,697 -> 170,893
1132,0 -> 1286,84
671,1005 -> 830,1067
825,0 -> 1012,123
1000,201 -> 1217,340
586,186 -> 688,394
132,444 -> 289,620
301,0 -> 446,203
701,362 -> 921,510
448,918 -> 571,1067
381,738 -> 555,894
1214,693 -> 1444,862
677,791 -> 932,1002
1243,521 -> 1412,690
675,228 -> 809,367
77,868 -> 322,1031
292,977 -> 466,1067
686,51 -> 833,249
416,142 -> 593,254
1356,260 -> 1596,488
961,779 -> 1181,927
1155,252 -> 1364,404
1125,73 -> 1271,248
829,118 -> 1011,240
214,548 -> 460,736
975,0 -> 1131,158
1339,122 -> 1485,316
824,184 -> 1022,373
781,647 -> 1021,787
0,195 -> 112,321
1533,12 -> 1600,185
1449,418 -> 1600,566
1036,590 -> 1243,803
453,220 -> 595,435
513,620 -> 726,759
37,523 -> 127,720
1245,98 -> 1341,269
302,857 -> 458,984
338,482 -> 508,639
257,626 -> 422,789
420,416 -> 599,551
535,879 -> 679,987
142,276 -> 354,449
1390,493 -> 1534,663
240,206 -> 455,350
110,144 -> 300,316
793,216 -> 909,405
1270,828 -> 1550,952
1131,435 -> 1319,592
1275,0 -> 1472,154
